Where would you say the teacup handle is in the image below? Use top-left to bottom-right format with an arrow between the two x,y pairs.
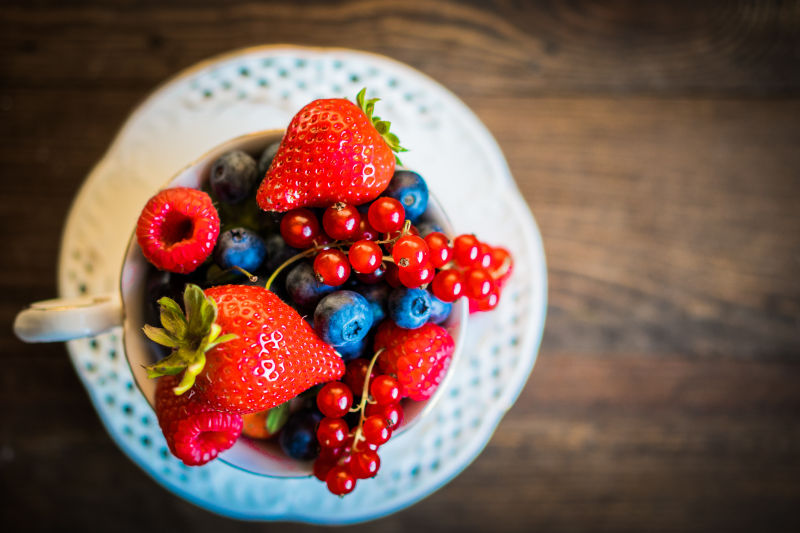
14,295 -> 123,343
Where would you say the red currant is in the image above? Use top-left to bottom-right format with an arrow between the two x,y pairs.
355,218 -> 379,241
362,415 -> 392,446
398,261 -> 435,288
370,375 -> 401,405
474,286 -> 500,311
280,208 -> 320,249
317,417 -> 349,448
317,382 -> 354,418
488,246 -> 513,283
464,267 -> 495,300
313,249 -> 350,286
365,402 -> 404,429
344,359 -> 376,396
425,232 -> 452,268
322,202 -> 361,240
368,197 -> 405,233
313,458 -> 336,482
453,234 -> 480,267
318,445 -> 345,463
348,240 -> 383,274
326,465 -> 356,496
356,262 -> 386,284
384,262 -> 401,288
431,269 -> 464,302
349,449 -> 381,479
477,242 -> 493,269
345,434 -> 378,453
392,235 -> 429,270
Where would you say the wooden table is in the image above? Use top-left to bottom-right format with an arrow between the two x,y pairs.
2,1 -> 799,531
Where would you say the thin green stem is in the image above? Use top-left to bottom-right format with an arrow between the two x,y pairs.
350,348 -> 384,453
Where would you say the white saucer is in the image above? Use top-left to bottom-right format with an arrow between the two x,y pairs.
57,45 -> 547,524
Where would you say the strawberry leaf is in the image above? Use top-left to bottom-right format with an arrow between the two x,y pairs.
142,324 -> 179,348
354,87 -> 408,155
158,297 -> 187,338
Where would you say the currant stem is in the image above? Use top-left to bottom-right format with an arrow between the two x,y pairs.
350,348 -> 384,453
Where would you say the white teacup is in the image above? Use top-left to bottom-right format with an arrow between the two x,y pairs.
14,130 -> 467,476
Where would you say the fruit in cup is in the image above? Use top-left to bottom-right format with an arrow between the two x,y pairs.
136,88 -> 512,492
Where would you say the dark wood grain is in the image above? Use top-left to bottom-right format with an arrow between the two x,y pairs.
2,1 -> 799,532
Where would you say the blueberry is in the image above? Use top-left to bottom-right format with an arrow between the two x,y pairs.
354,283 -> 390,324
388,288 -> 431,329
286,262 -> 336,311
384,170 -> 429,222
214,227 -> 267,272
263,233 -> 299,274
336,336 -> 369,362
314,291 -> 372,346
279,409 -> 322,460
258,141 -> 281,176
428,293 -> 452,324
210,150 -> 259,204
415,221 -> 444,238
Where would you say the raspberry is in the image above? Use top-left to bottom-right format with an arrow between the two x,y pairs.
136,187 -> 220,273
375,321 -> 455,401
154,375 -> 243,466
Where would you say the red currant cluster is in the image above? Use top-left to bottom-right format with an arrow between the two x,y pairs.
313,354 -> 402,495
276,198 -> 513,309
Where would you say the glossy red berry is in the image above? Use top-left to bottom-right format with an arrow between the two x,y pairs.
355,218 -> 379,241
344,359 -> 376,396
384,262 -> 401,288
425,232 -> 452,268
317,417 -> 349,448
368,197 -> 405,233
326,465 -> 356,496
464,267 -> 495,300
349,449 -> 381,479
392,235 -> 429,270
474,286 -> 501,311
313,249 -> 350,286
344,433 -> 378,453
365,402 -> 404,429
317,382 -> 354,418
318,445 -> 345,463
370,375 -> 401,405
280,208 -> 321,249
431,269 -> 464,302
362,415 -> 391,446
477,243 -> 493,269
313,458 -> 336,481
322,202 -> 361,240
398,261 -> 435,288
453,234 -> 480,267
488,246 -> 513,283
348,240 -> 383,274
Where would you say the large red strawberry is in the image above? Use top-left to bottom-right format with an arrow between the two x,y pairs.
136,187 -> 220,273
256,89 -> 406,212
374,320 -> 455,401
154,374 -> 243,466
144,284 -> 345,414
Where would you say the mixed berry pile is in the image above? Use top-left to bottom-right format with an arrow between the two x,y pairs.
135,89 -> 513,496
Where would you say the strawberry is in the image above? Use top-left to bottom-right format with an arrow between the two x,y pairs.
154,374 -> 243,466
143,284 -> 345,414
374,320 -> 455,401
256,88 -> 406,212
136,187 -> 220,274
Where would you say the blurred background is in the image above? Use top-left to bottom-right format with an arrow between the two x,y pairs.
2,1 -> 799,531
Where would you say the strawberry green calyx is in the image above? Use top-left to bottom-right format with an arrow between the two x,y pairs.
355,88 -> 408,159
143,284 -> 237,395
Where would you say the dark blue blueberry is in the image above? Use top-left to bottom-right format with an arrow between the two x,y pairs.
314,291 -> 372,346
214,227 -> 267,272
388,288 -> 431,329
258,141 -> 281,176
278,409 -> 322,460
336,336 -> 368,362
428,293 -> 453,324
415,221 -> 444,237
210,150 -> 259,204
354,283 -> 390,324
384,170 -> 429,222
285,262 -> 335,311
263,233 -> 299,274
